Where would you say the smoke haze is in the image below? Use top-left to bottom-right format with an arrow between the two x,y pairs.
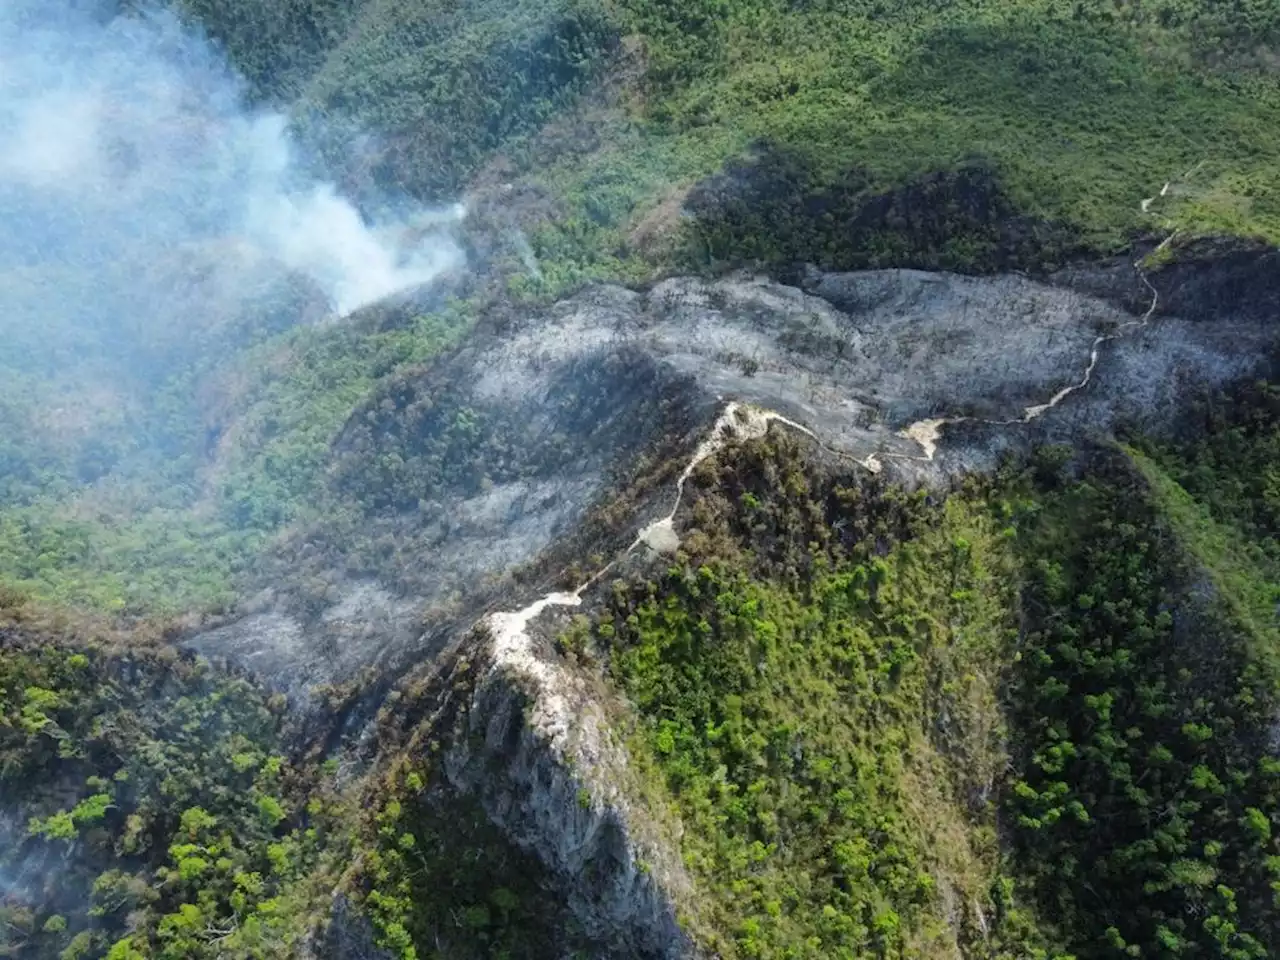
0,0 -> 462,337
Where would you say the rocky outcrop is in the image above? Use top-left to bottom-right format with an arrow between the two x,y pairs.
440,638 -> 694,959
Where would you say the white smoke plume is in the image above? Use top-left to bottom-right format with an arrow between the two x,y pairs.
0,0 -> 462,323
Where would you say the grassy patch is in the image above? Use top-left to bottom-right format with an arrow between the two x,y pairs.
0,510 -> 258,615
1127,447 -> 1280,679
518,0 -> 1280,284
1129,378 -> 1280,681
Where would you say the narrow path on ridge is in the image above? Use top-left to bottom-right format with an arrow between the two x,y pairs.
481,170 -> 1201,685
889,163 -> 1204,464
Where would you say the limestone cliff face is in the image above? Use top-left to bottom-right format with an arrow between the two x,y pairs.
441,638 -> 694,958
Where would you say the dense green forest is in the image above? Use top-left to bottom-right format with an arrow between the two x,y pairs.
571,432 -> 1280,959
2,0 -> 1280,958
0,618 -> 339,959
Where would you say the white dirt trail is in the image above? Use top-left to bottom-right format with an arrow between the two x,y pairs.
888,254 -> 1166,463
483,174 -> 1197,732
480,401 -> 846,765
483,402 -> 851,686
891,191 -> 1188,465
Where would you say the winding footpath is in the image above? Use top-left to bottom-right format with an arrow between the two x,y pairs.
887,247 -> 1168,464
886,166 -> 1197,465
885,167 -> 1192,465
483,404 -> 824,690
483,176 -> 1192,729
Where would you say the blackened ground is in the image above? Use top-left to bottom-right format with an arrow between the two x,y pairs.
189,247 -> 1280,700
684,149 -> 1090,275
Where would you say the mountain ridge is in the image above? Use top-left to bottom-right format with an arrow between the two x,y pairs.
3,2 -> 1280,958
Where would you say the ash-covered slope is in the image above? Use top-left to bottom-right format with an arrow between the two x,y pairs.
193,248 -> 1280,696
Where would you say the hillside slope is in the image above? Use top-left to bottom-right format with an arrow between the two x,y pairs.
2,2 -> 1280,959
